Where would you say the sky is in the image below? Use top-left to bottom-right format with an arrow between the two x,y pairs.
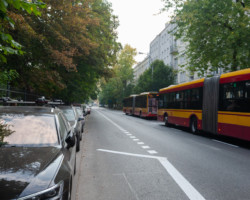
108,0 -> 171,63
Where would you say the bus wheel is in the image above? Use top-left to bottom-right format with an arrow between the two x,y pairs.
164,114 -> 169,127
140,111 -> 142,118
190,117 -> 198,134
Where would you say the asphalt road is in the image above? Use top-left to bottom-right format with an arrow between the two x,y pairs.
73,107 -> 250,200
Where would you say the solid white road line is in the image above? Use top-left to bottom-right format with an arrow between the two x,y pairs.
158,157 -> 206,200
97,149 -> 162,159
97,149 -> 206,200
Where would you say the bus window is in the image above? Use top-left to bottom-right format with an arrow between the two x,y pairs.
246,81 -> 250,98
219,81 -> 250,112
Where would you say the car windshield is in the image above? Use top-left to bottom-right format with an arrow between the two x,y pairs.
0,114 -> 58,147
62,109 -> 76,121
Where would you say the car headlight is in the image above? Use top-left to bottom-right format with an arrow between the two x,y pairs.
18,181 -> 64,200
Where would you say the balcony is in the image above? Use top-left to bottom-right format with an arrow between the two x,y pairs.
170,45 -> 178,54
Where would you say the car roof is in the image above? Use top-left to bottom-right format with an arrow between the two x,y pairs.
0,106 -> 61,115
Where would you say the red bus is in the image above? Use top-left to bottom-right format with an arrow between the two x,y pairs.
123,92 -> 158,118
158,69 -> 250,141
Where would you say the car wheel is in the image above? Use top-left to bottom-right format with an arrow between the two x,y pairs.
190,117 -> 198,134
74,155 -> 76,175
76,135 -> 80,152
80,129 -> 83,141
68,178 -> 72,200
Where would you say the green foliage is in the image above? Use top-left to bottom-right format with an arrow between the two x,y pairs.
0,69 -> 18,85
2,0 -> 120,103
134,60 -> 175,93
0,0 -> 45,63
0,121 -> 14,146
99,44 -> 136,108
162,0 -> 250,76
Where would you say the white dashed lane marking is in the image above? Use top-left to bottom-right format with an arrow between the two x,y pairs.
96,110 -> 157,155
137,142 -> 144,145
147,150 -> 158,154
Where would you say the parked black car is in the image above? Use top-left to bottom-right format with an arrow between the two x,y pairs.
0,106 -> 76,200
59,106 -> 84,152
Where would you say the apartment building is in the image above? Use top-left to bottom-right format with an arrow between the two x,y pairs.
134,22 -> 197,84
133,56 -> 150,82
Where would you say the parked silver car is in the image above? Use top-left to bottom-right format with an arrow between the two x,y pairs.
59,106 -> 84,152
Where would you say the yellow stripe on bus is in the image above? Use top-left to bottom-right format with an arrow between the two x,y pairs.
159,78 -> 205,92
134,108 -> 147,113
218,111 -> 250,127
220,68 -> 250,79
158,109 -> 202,120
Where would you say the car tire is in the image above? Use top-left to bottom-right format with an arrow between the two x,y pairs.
67,178 -> 72,200
80,129 -> 83,141
76,135 -> 80,152
74,155 -> 76,175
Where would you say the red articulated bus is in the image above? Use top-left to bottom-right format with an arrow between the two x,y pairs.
157,68 -> 250,141
123,92 -> 158,118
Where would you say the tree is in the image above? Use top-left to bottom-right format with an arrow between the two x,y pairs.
2,0 -> 120,102
0,0 -> 45,89
162,0 -> 250,76
0,0 -> 45,63
99,44 -> 137,108
134,60 -> 175,93
0,121 -> 14,147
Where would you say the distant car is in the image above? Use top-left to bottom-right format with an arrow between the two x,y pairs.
82,104 -> 88,116
35,96 -> 48,105
86,106 -> 91,114
0,97 -> 13,102
53,98 -> 63,103
59,106 -> 84,152
0,106 -> 76,200
75,107 -> 85,133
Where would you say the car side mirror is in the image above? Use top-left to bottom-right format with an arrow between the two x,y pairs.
65,131 -> 75,149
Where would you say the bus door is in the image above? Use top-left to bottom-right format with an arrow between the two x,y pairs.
148,95 -> 157,114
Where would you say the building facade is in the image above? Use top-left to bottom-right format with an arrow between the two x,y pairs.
134,22 -> 199,84
133,56 -> 150,82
